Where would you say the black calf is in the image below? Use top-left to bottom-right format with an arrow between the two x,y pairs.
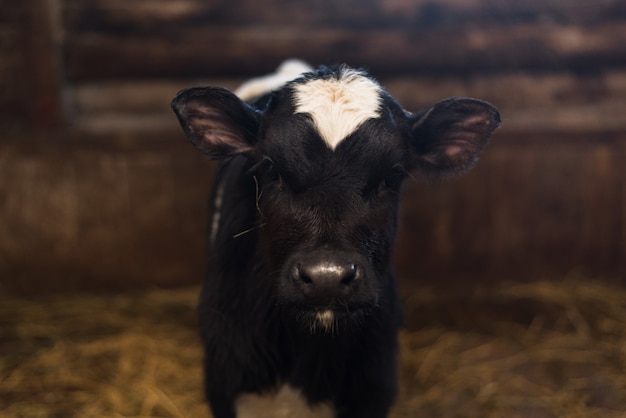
172,62 -> 500,418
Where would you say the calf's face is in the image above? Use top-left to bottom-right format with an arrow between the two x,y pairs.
172,66 -> 500,329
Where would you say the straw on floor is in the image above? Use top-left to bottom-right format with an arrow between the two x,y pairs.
1,279 -> 625,417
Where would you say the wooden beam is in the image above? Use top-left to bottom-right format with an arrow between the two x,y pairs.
63,23 -> 626,80
61,0 -> 626,32
0,1 -> 65,130
68,71 -> 626,134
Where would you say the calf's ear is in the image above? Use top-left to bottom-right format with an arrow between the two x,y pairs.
409,98 -> 500,177
171,87 -> 260,159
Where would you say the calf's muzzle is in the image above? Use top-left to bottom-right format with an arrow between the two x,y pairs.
289,250 -> 363,301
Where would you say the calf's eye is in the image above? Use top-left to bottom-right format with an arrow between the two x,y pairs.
266,161 -> 280,182
381,166 -> 406,190
249,157 -> 282,185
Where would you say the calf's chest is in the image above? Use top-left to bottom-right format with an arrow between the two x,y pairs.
235,384 -> 335,418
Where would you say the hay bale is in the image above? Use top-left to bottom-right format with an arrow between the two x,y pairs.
1,281 -> 625,417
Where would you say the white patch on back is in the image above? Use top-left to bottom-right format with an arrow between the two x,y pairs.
235,59 -> 313,101
236,384 -> 335,418
292,69 -> 382,150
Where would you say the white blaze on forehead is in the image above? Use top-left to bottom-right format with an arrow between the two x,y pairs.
292,69 -> 382,150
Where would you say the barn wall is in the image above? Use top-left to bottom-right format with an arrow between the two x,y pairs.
395,132 -> 626,285
1,0 -> 625,293
0,1 -> 64,131
0,135 -> 215,293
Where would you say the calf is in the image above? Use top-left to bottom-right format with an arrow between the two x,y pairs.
171,60 -> 500,418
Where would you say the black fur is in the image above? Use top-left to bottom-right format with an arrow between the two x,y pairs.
171,65 -> 500,418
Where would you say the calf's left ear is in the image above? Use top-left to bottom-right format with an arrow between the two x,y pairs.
171,87 -> 260,159
409,98 -> 500,177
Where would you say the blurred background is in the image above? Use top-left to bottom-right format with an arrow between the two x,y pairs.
1,0 -> 625,294
2,1 -> 626,417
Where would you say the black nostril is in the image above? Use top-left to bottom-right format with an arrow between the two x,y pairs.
340,264 -> 357,285
295,263 -> 313,285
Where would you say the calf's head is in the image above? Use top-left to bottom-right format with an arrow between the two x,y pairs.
172,65 -> 500,330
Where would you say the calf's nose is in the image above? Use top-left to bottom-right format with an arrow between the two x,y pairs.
292,259 -> 360,299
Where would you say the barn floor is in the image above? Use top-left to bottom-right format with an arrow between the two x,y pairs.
1,279 -> 625,418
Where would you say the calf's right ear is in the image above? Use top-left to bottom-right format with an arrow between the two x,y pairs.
171,87 -> 260,159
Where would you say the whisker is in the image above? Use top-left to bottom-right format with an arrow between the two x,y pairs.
231,175 -> 267,238
252,175 -> 264,218
233,222 -> 267,238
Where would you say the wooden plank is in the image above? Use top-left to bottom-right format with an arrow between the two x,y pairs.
394,133 -> 626,285
620,137 -> 626,277
68,71 -> 626,134
0,0 -> 65,130
61,0 -> 626,32
385,71 -> 626,111
72,71 -> 626,114
71,79 -> 240,115
577,143 -> 621,270
63,22 -> 626,81
0,135 -> 215,293
70,101 -> 626,136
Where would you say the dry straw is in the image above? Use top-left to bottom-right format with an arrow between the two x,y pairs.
1,279 -> 625,417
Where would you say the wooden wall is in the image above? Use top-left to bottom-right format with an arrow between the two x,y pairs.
1,0 -> 625,293
0,2 -> 64,131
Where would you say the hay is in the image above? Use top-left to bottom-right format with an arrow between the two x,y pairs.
1,280 -> 625,417
397,280 -> 626,418
0,290 -> 207,418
